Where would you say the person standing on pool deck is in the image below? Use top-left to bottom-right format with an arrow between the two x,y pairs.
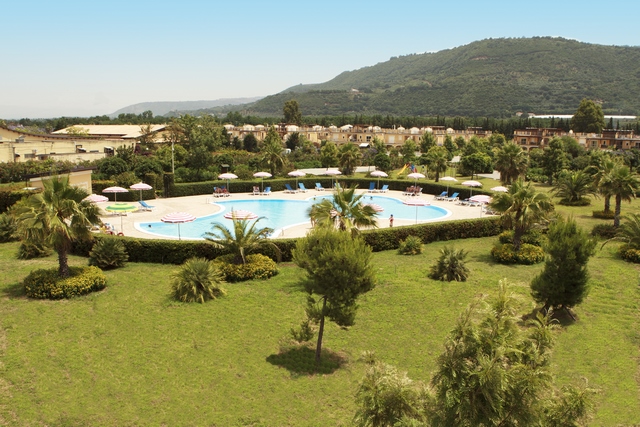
389,214 -> 394,227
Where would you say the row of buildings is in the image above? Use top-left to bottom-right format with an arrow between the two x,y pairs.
2,123 -> 639,164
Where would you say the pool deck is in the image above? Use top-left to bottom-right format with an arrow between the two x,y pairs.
98,189 -> 492,240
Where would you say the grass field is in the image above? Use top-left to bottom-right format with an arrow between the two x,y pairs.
1,184 -> 640,426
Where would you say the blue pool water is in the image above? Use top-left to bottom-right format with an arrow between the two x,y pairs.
136,195 -> 450,240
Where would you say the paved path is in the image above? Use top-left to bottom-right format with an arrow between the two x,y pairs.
98,188 -> 491,240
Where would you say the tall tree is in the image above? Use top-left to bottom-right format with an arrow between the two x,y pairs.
243,133 -> 259,152
588,155 -> 618,213
15,176 -> 100,278
419,131 -> 436,153
541,137 -> 567,185
320,141 -> 339,168
489,179 -> 554,251
552,170 -> 597,204
260,126 -> 285,176
531,216 -> 596,313
401,139 -> 418,164
283,100 -> 302,125
339,142 -> 362,175
308,185 -> 378,234
602,164 -> 640,227
293,227 -> 375,363
494,141 -> 527,185
424,146 -> 450,182
571,99 -> 606,134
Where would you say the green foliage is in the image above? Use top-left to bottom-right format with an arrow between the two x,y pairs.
89,237 -> 129,269
531,216 -> 596,309
290,318 -> 316,343
429,246 -> 470,282
23,266 -> 106,299
17,241 -> 52,259
553,170 -> 596,204
591,223 -> 617,239
619,245 -> 640,263
214,253 -> 278,282
339,142 -> 362,175
494,142 -> 527,185
491,243 -> 545,264
171,257 -> 226,303
309,185 -> 378,234
283,99 -> 302,125
592,210 -> 615,219
0,211 -> 18,242
205,216 -> 279,265
397,235 -> 423,255
497,229 -> 545,247
571,98 -> 606,133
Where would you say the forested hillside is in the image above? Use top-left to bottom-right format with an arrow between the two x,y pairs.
204,37 -> 640,118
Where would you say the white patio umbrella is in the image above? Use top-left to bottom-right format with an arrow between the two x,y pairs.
161,212 -> 196,241
83,194 -> 108,203
102,186 -> 128,202
130,182 -> 153,201
223,210 -> 258,220
469,195 -> 492,203
288,170 -> 306,188
218,173 -> 238,193
439,176 -> 458,194
491,186 -> 509,193
461,180 -> 482,197
403,197 -> 430,224
323,169 -> 342,188
407,172 -> 425,190
253,171 -> 272,192
370,170 -> 388,190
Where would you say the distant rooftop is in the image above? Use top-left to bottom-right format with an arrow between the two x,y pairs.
53,124 -> 166,139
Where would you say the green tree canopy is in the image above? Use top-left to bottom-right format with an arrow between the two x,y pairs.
320,141 -> 339,168
571,99 -> 605,133
283,99 -> 302,125
494,141 -> 527,185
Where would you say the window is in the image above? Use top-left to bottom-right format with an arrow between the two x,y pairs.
520,138 -> 527,144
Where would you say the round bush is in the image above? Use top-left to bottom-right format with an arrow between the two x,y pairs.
619,245 -> 640,263
24,266 -> 107,299
214,253 -> 278,282
558,198 -> 591,206
593,210 -> 615,219
591,224 -> 617,239
491,243 -> 545,265
89,237 -> 129,269
17,241 -> 52,259
397,235 -> 423,255
497,229 -> 544,247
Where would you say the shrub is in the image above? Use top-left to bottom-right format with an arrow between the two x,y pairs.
591,224 -> 617,239
0,212 -> 18,242
24,266 -> 107,299
497,229 -> 545,247
397,235 -> 423,255
214,253 -> 278,282
429,246 -> 470,282
171,257 -> 226,303
491,243 -> 545,265
592,210 -> 615,219
17,241 -> 52,259
89,237 -> 129,269
558,198 -> 591,206
290,318 -> 316,343
619,245 -> 640,263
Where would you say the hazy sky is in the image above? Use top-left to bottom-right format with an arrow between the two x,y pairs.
4,0 -> 640,119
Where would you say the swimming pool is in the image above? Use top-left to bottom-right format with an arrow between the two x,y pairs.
135,195 -> 450,240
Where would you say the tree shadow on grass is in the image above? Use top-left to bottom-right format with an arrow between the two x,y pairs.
1,281 -> 26,299
266,345 -> 347,377
521,306 -> 576,328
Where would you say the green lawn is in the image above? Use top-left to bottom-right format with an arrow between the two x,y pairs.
1,230 -> 639,426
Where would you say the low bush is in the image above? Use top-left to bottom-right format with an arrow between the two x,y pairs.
591,224 -> 617,239
290,318 -> 316,343
171,257 -> 226,303
23,266 -> 107,299
619,245 -> 640,263
593,210 -> 615,219
429,246 -> 470,282
397,235 -> 423,255
17,241 -> 52,259
497,229 -> 545,247
214,253 -> 278,282
89,237 -> 129,269
491,243 -> 545,265
558,198 -> 591,206
0,212 -> 18,242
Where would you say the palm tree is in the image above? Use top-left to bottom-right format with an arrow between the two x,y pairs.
429,246 -> 470,282
588,156 -> 618,213
171,257 -> 226,303
602,165 -> 640,227
309,186 -> 378,234
338,143 -> 362,175
489,179 -> 554,251
552,170 -> 597,204
605,213 -> 640,249
494,142 -> 528,185
15,176 -> 100,277
204,215 -> 278,265
424,146 -> 449,182
261,139 -> 285,176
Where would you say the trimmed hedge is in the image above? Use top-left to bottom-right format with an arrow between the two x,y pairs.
491,243 -> 545,265
72,217 -> 503,264
593,210 -> 615,219
619,245 -> 640,263
24,266 -> 107,299
214,254 -> 278,282
591,224 -> 617,239
558,198 -> 591,206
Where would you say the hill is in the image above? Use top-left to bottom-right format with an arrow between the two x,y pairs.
209,37 -> 640,118
110,97 -> 263,117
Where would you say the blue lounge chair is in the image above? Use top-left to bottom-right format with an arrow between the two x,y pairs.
379,184 -> 389,193
261,187 -> 271,195
446,192 -> 459,202
284,183 -> 297,193
298,183 -> 308,192
435,191 -> 448,200
315,182 -> 325,191
139,200 -> 155,211
367,182 -> 375,192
